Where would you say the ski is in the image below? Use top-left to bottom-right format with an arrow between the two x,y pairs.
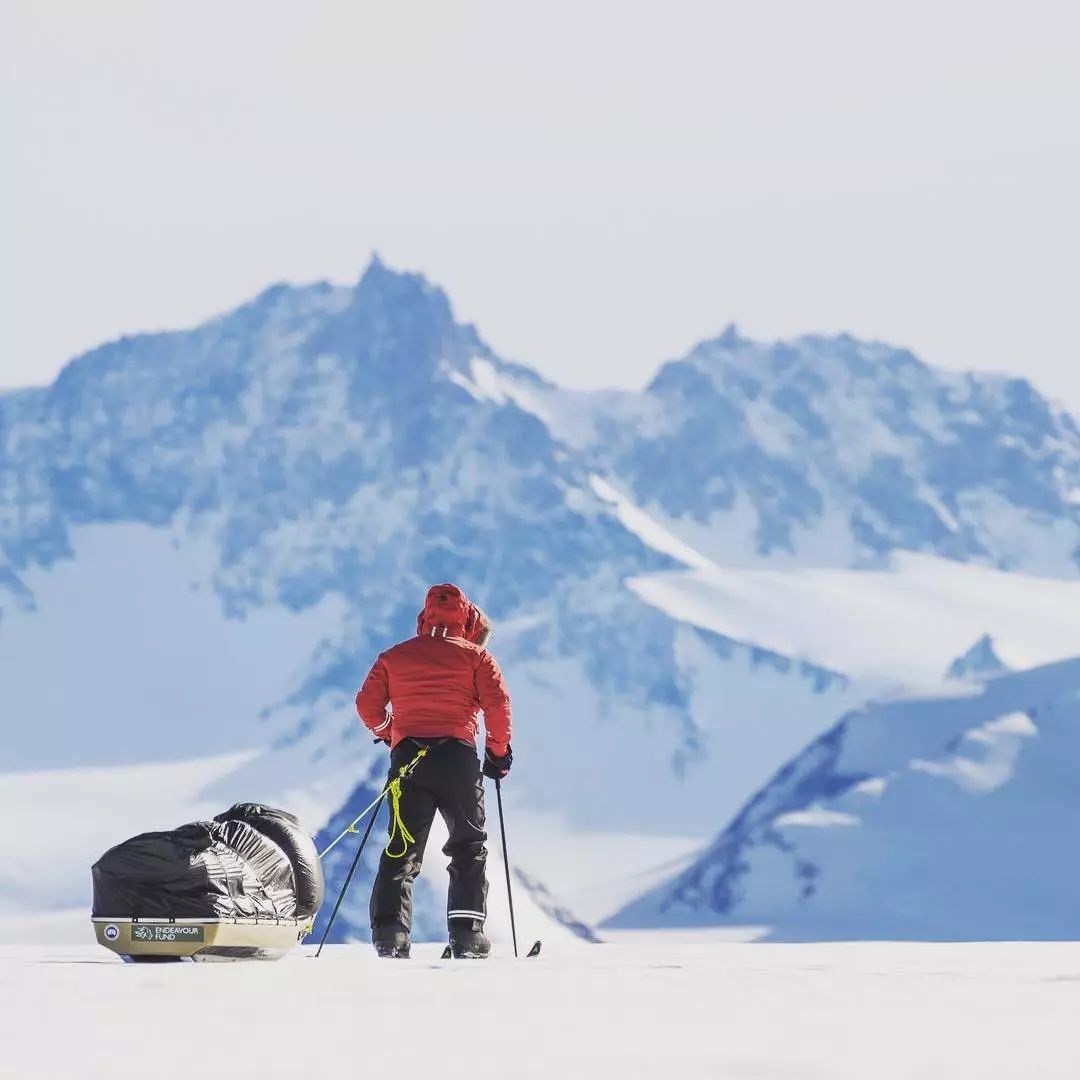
438,939 -> 541,959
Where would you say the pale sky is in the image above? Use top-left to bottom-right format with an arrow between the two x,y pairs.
4,1 -> 1080,407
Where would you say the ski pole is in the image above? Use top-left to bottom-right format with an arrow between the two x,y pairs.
494,776 -> 519,958
314,793 -> 386,957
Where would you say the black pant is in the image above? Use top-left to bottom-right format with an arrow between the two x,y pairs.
370,739 -> 488,935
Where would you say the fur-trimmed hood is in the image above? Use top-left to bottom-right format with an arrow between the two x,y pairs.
416,583 -> 492,646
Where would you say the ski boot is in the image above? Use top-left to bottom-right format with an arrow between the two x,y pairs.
372,927 -> 411,959
449,918 -> 491,959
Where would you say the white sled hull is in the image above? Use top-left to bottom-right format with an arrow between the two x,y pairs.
92,916 -> 306,961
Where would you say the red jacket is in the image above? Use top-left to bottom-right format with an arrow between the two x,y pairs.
355,584 -> 512,755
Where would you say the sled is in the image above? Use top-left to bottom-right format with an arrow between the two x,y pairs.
92,915 -> 307,962
91,803 -> 323,963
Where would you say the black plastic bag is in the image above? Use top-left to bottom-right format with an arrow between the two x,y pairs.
92,806 -> 322,921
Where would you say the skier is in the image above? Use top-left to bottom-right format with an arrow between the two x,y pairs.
355,583 -> 513,959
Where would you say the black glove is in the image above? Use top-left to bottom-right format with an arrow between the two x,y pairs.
482,744 -> 513,780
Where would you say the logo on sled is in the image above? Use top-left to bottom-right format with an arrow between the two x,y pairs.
131,924 -> 205,943
104,924 -> 120,941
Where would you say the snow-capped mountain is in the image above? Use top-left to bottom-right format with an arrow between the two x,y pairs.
597,329 -> 1080,574
463,324 -> 1080,574
4,256 -> 1080,940
609,655 -> 1080,939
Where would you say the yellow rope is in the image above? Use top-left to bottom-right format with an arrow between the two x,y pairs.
383,776 -> 416,859
318,746 -> 429,860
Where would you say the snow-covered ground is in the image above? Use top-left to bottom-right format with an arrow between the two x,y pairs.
5,940 -> 1079,1079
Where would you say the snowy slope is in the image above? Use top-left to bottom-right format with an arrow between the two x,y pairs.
611,657 -> 1080,939
627,551 -> 1080,687
1,523 -> 347,772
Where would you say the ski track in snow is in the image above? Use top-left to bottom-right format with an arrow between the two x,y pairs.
5,941 -> 1080,1079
